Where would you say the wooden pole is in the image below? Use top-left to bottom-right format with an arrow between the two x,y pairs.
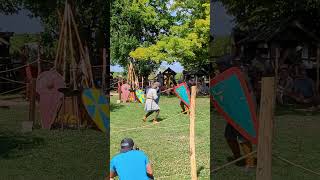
118,81 -> 121,101
256,77 -> 275,180
190,86 -> 198,180
102,48 -> 107,92
37,45 -> 41,75
29,78 -> 36,127
275,48 -> 280,92
317,46 -> 320,94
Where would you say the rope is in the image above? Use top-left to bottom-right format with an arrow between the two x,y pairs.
0,77 -> 27,85
0,60 -> 37,74
273,154 -> 320,176
0,86 -> 26,95
211,151 -> 257,173
112,111 -> 188,133
111,109 -> 211,134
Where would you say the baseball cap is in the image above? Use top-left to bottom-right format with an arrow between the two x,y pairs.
120,138 -> 134,153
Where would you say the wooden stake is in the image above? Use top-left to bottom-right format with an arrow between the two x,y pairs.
37,45 -> 41,75
190,86 -> 197,180
54,7 -> 66,69
29,78 -> 36,127
275,48 -> 280,92
102,48 -> 107,92
317,46 -> 320,94
62,2 -> 68,80
256,77 -> 275,180
118,81 -> 121,101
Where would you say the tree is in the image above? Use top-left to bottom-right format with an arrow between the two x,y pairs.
18,0 -> 110,64
129,0 -> 210,71
218,0 -> 320,33
110,0 -> 173,66
111,0 -> 173,78
0,0 -> 20,14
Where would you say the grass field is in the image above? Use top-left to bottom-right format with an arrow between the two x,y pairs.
212,106 -> 320,180
0,97 -> 107,180
110,94 -> 210,179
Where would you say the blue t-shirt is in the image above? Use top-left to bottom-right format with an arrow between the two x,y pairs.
110,150 -> 150,180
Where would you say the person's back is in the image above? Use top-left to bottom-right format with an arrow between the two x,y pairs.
110,150 -> 149,180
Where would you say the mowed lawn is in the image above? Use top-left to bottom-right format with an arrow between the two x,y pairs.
0,97 -> 107,179
211,107 -> 320,180
110,94 -> 210,179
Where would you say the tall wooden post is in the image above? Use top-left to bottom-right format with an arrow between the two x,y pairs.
275,47 -> 280,91
102,48 -> 107,92
316,46 -> 320,94
37,45 -> 41,76
118,81 -> 122,101
190,86 -> 198,180
29,78 -> 36,127
256,77 -> 275,180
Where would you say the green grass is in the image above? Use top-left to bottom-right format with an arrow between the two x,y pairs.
110,95 -> 210,179
211,108 -> 320,180
0,104 -> 107,179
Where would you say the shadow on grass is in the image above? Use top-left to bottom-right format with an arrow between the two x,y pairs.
0,132 -> 45,159
197,166 -> 205,177
275,105 -> 320,116
110,103 -> 125,112
147,117 -> 165,123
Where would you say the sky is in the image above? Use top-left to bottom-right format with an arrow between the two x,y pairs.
0,2 -> 234,72
0,9 -> 44,33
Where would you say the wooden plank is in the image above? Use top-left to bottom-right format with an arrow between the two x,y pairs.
190,86 -> 197,180
256,77 -> 275,180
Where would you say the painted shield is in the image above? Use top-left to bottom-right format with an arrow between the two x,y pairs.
210,67 -> 258,144
121,84 -> 130,102
82,89 -> 109,133
174,82 -> 191,107
36,70 -> 65,129
135,89 -> 145,103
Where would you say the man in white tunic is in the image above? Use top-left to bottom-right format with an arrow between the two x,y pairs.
143,82 -> 160,124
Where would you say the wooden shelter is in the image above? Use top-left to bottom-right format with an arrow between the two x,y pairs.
233,18 -> 320,92
161,67 -> 176,88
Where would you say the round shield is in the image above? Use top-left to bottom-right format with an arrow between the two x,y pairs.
82,88 -> 109,133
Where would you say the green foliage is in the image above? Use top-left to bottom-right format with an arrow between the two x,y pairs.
14,0 -> 110,62
130,1 -> 210,71
210,36 -> 231,57
0,0 -> 21,14
219,0 -> 320,32
10,34 -> 40,56
111,0 -> 173,68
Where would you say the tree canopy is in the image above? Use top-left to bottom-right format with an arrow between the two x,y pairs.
110,0 -> 173,67
129,0 -> 210,71
219,0 -> 320,33
1,0 -> 110,62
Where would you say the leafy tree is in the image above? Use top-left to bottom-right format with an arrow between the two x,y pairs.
0,0 -> 20,14
10,33 -> 39,56
218,0 -> 320,33
129,1 -> 210,71
111,0 -> 173,77
10,0 -> 110,64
